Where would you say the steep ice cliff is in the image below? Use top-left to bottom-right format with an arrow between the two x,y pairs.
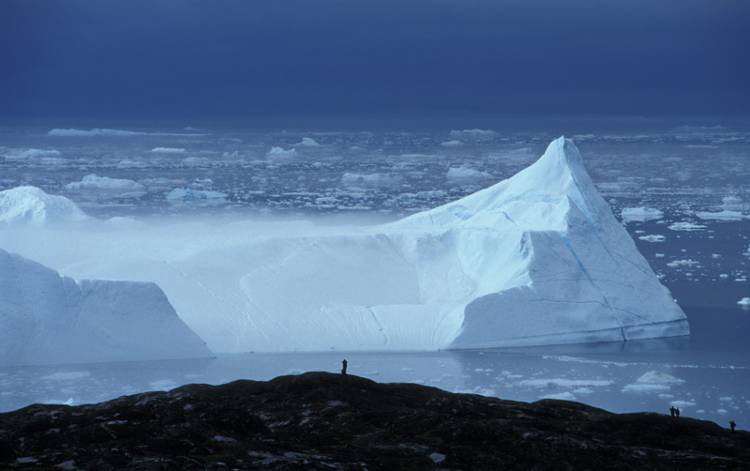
0,249 -> 212,366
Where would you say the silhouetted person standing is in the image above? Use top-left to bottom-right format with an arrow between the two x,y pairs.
730,420 -> 736,433
341,359 -> 348,376
675,407 -> 680,418
669,406 -> 676,417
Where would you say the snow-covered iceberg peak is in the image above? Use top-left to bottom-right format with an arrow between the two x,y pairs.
394,137 -> 607,233
383,136 -> 689,348
0,185 -> 87,226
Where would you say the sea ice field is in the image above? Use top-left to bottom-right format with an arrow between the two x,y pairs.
0,119 -> 748,429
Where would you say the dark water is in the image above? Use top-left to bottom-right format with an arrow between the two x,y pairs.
1,303 -> 747,430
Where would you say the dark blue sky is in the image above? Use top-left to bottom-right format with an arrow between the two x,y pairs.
2,0 -> 748,123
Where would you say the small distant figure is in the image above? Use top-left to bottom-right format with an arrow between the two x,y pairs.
341,359 -> 348,376
675,407 -> 681,418
669,406 -> 676,417
730,420 -> 736,433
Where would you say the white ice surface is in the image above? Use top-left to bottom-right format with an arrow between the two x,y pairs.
296,137 -> 320,147
638,234 -> 666,243
166,188 -> 227,205
150,147 -> 186,153
48,128 -> 204,137
65,174 -> 147,198
1,148 -> 61,161
0,249 -> 211,366
695,210 -> 748,221
449,129 -> 497,141
0,186 -> 88,226
668,221 -> 707,231
446,166 -> 492,181
441,140 -> 463,147
621,207 -> 664,223
0,137 -> 688,353
266,146 -> 297,159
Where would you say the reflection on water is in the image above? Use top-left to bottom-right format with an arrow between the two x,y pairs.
2,311 -> 748,431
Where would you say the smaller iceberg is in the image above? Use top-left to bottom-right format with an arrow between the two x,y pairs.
65,174 -> 147,199
0,186 -> 87,226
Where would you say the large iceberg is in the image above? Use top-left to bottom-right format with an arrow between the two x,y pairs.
225,137 -> 687,350
0,138 -> 688,352
388,137 -> 689,348
0,249 -> 212,366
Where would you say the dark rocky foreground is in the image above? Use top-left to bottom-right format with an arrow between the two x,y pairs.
0,372 -> 747,470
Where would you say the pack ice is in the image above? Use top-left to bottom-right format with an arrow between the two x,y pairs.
0,137 -> 689,352
0,249 -> 211,366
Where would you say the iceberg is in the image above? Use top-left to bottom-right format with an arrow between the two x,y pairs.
151,147 -> 186,153
0,138 -> 689,352
1,148 -> 61,161
48,128 -> 205,137
385,137 -> 688,348
0,186 -> 88,226
446,166 -> 492,181
0,249 -> 211,366
695,210 -> 747,221
266,146 -> 297,159
620,207 -> 664,223
166,187 -> 227,205
449,129 -> 498,141
65,174 -> 147,199
296,137 -> 321,147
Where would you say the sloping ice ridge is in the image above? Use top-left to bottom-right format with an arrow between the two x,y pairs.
0,249 -> 212,366
0,137 -> 689,353
385,136 -> 689,348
